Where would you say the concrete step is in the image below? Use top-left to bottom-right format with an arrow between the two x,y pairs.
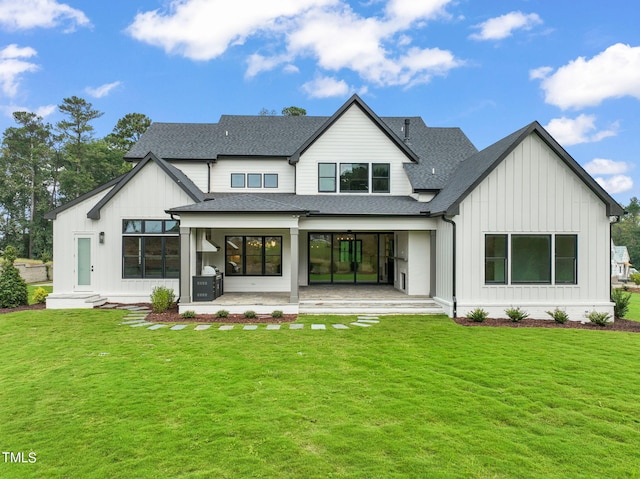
299,300 -> 444,315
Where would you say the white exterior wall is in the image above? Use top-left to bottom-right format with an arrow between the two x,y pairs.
394,231 -> 430,295
296,105 -> 413,195
51,161 -> 197,303
210,158 -> 295,193
433,220 -> 454,316
455,133 -> 613,320
172,161 -> 210,192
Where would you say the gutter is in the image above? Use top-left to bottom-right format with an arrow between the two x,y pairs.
441,215 -> 457,318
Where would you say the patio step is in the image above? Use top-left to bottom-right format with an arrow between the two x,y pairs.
299,299 -> 444,315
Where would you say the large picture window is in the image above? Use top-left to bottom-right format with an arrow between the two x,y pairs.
340,163 -> 368,192
484,233 -> 577,285
122,219 -> 179,278
225,236 -> 282,276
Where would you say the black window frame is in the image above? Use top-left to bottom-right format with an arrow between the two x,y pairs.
485,234 -> 507,284
247,173 -> 262,188
225,235 -> 282,276
372,163 -> 390,193
122,219 -> 180,279
340,163 -> 369,192
555,235 -> 578,284
318,163 -> 337,192
264,173 -> 278,188
231,173 -> 245,188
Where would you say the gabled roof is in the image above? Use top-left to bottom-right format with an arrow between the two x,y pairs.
288,94 -> 419,164
426,121 -> 625,217
86,152 -> 204,220
44,174 -> 126,220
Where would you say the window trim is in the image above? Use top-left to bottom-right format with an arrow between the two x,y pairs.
231,173 -> 245,188
339,163 -> 369,193
247,173 -> 262,188
372,163 -> 390,193
264,173 -> 278,188
318,163 -> 337,192
485,234 -> 507,284
122,219 -> 180,279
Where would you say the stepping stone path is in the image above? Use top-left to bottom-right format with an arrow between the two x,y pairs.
117,308 -> 382,332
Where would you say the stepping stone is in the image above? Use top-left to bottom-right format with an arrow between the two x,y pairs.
266,324 -> 281,330
243,325 -> 258,330
218,325 -> 234,331
118,306 -> 138,310
170,325 -> 187,330
101,304 -> 117,309
350,322 -> 372,327
357,319 -> 380,324
357,316 -> 379,320
121,319 -> 147,325
332,324 -> 349,329
130,322 -> 154,327
194,324 -> 211,331
147,324 -> 166,330
124,315 -> 148,320
311,324 -> 326,330
289,324 -> 304,330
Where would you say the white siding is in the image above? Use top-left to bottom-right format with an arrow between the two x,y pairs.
296,105 -> 414,195
455,133 -> 613,320
172,161 -> 209,192
433,220 -> 454,315
210,158 -> 295,193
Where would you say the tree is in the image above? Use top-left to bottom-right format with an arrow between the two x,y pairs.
105,113 -> 152,153
281,106 -> 307,116
0,245 -> 28,308
612,197 -> 640,269
0,112 -> 54,258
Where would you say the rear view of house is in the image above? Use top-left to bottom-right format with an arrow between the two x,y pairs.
45,95 -> 623,320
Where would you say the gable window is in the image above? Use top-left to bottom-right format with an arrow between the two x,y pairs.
247,173 -> 262,188
123,219 -> 179,279
484,233 -> 577,285
372,163 -> 390,193
318,163 -> 336,192
225,236 -> 282,276
231,173 -> 245,188
264,174 -> 278,188
340,163 -> 368,192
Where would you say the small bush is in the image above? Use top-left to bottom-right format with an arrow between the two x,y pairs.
181,310 -> 197,319
32,287 -> 49,304
505,307 -> 529,322
244,310 -> 257,319
150,286 -> 175,313
629,272 -> 640,285
215,309 -> 229,318
466,308 -> 488,322
0,246 -> 28,308
546,308 -> 569,324
271,310 -> 283,318
587,310 -> 611,326
612,288 -> 632,318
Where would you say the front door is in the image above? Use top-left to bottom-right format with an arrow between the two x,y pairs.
75,235 -> 93,290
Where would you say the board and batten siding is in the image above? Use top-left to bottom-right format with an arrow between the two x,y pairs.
433,219 -> 454,315
296,104 -> 413,195
210,158 -> 295,193
455,132 -> 612,320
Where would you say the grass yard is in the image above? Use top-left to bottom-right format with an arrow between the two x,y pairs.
625,290 -> 640,321
1,310 -> 639,478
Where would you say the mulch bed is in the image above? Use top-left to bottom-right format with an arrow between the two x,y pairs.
454,316 -> 640,332
148,309 -> 298,324
0,303 -> 46,315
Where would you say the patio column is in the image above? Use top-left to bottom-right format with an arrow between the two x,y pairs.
290,227 -> 299,303
179,227 -> 191,303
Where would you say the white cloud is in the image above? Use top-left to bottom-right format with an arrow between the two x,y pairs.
85,81 -> 122,98
469,11 -> 542,41
34,104 -> 56,118
544,114 -> 618,146
301,75 -> 350,98
528,66 -> 552,80
0,0 -> 90,32
128,0 -> 462,89
0,44 -> 39,98
584,158 -> 631,176
594,175 -> 633,194
532,43 -> 640,109
2,103 -> 55,120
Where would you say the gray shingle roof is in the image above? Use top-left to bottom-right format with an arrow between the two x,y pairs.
168,193 -> 429,216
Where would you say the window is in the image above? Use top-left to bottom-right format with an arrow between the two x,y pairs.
340,163 -> 368,192
372,163 -> 390,193
231,174 -> 245,188
247,173 -> 262,188
484,233 -> 577,285
318,163 -> 336,192
485,235 -> 507,284
225,236 -> 282,276
555,235 -> 577,284
122,219 -> 179,279
264,174 -> 278,188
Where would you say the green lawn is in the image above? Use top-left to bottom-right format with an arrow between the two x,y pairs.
625,290 -> 640,321
1,310 -> 639,478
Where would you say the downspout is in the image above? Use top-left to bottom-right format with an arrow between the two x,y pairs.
441,215 -> 457,318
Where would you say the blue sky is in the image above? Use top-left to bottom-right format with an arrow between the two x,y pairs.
0,0 -> 639,204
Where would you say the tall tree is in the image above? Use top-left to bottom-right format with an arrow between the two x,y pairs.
281,106 -> 307,116
0,112 -> 54,258
612,197 -> 640,269
105,112 -> 152,153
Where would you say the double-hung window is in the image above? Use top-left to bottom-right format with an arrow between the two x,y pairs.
485,234 -> 577,285
123,219 -> 180,278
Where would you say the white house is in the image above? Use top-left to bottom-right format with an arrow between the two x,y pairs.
44,95 -> 623,320
611,241 -> 632,281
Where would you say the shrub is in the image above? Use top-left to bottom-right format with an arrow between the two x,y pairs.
215,309 -> 229,318
271,310 -> 283,318
630,272 -> 640,285
546,308 -> 569,324
0,246 -> 28,308
244,310 -> 257,319
505,307 -> 529,322
32,287 -> 49,304
150,286 -> 175,313
587,310 -> 611,326
181,310 -> 197,319
466,308 -> 488,322
612,288 -> 632,318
